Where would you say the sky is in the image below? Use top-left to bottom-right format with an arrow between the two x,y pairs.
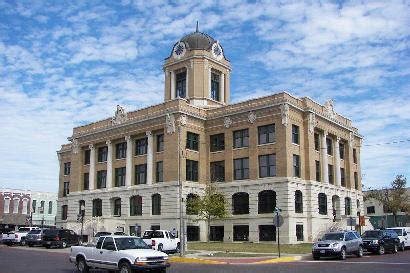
0,0 -> 409,193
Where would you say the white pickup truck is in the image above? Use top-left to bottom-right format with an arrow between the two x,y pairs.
387,227 -> 410,251
2,226 -> 40,246
142,230 -> 180,253
70,235 -> 170,273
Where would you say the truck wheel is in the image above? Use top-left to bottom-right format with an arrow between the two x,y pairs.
313,255 -> 320,260
62,241 -> 67,248
119,262 -> 132,273
20,239 -> 26,246
356,246 -> 363,257
157,244 -> 163,252
378,245 -> 385,255
76,257 -> 89,273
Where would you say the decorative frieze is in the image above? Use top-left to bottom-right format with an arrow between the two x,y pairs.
323,99 -> 336,120
247,111 -> 256,124
280,103 -> 289,127
112,105 -> 128,125
224,117 -> 232,128
166,113 -> 176,134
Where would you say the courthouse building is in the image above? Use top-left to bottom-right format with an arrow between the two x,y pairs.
56,29 -> 363,244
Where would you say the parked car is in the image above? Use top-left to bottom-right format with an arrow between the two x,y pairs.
312,231 -> 363,260
387,227 -> 410,251
142,230 -> 180,253
91,232 -> 113,245
362,229 -> 400,254
70,235 -> 170,273
26,229 -> 48,247
2,227 -> 40,246
42,229 -> 79,248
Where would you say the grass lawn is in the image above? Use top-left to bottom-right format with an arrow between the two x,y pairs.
188,242 -> 312,254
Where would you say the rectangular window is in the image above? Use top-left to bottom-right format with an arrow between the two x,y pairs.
259,225 -> 276,241
354,172 -> 359,189
339,143 -> 345,160
210,133 -> 225,152
326,138 -> 332,155
98,146 -> 108,162
32,200 -> 36,213
116,142 -> 127,159
63,182 -> 69,197
113,199 -> 121,216
136,137 -> 148,155
340,168 -> 345,187
135,164 -> 147,184
233,129 -> 249,148
258,124 -> 275,145
186,132 -> 199,151
211,72 -> 220,101
115,167 -> 126,187
3,198 -> 10,214
156,161 -> 163,182
63,162 -> 71,175
84,150 -> 91,165
292,125 -> 300,144
97,170 -> 107,189
156,134 -> 164,152
353,148 -> 357,164
315,160 -> 321,182
176,71 -> 186,98
186,160 -> 199,181
296,224 -> 304,241
210,161 -> 225,182
328,164 -> 334,184
83,173 -> 89,190
233,225 -> 249,241
61,205 -> 68,220
234,157 -> 249,180
366,206 -> 375,214
314,133 -> 320,151
293,154 -> 300,177
259,154 -> 276,178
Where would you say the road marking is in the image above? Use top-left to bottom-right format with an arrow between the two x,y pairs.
302,261 -> 410,265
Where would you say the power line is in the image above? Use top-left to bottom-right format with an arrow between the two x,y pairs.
362,139 -> 410,147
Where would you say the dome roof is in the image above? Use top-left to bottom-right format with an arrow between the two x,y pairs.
180,31 -> 216,51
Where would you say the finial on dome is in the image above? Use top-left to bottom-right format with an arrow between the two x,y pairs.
196,21 -> 199,32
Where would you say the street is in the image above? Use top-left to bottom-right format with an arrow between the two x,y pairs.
1,245 -> 410,273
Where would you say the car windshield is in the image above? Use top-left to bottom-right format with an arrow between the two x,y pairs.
44,230 -> 59,236
115,237 -> 151,250
95,232 -> 111,237
362,231 -> 382,238
322,233 -> 344,241
142,231 -> 164,239
389,229 -> 403,236
18,228 -> 31,232
28,230 -> 41,235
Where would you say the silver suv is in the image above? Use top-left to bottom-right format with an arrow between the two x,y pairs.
312,231 -> 363,260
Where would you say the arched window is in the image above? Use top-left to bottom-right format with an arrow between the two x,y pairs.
13,198 -> 20,213
152,194 -> 161,215
186,193 -> 200,215
32,200 -> 37,213
232,192 -> 249,215
48,201 -> 53,214
295,190 -> 303,213
130,195 -> 143,216
40,201 -> 45,214
318,193 -> 327,215
112,198 -> 121,216
258,190 -> 276,214
92,199 -> 102,217
345,197 -> 351,215
4,197 -> 10,213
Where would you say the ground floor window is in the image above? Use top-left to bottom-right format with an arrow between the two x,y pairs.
150,225 -> 160,230
259,225 -> 276,241
210,226 -> 224,241
187,226 -> 200,241
129,225 -> 141,237
233,225 -> 249,241
296,224 -> 304,241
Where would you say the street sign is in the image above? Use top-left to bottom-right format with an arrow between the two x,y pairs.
273,215 -> 284,227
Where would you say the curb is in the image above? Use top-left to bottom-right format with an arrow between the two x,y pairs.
251,256 -> 302,264
169,255 -> 303,265
169,257 -> 227,264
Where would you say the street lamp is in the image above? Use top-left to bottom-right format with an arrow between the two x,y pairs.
80,204 -> 85,244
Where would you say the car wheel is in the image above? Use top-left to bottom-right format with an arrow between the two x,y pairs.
392,244 -> 398,254
20,239 -> 26,246
356,246 -> 363,257
378,245 -> 385,255
45,245 -> 50,249
340,247 -> 346,260
400,243 -> 405,252
62,241 -> 67,248
28,244 -> 33,247
175,243 -> 180,253
76,257 -> 89,273
119,262 -> 132,273
157,244 -> 163,252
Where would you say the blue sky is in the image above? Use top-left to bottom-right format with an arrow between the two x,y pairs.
0,0 -> 409,192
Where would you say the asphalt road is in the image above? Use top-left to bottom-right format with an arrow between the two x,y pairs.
1,245 -> 410,273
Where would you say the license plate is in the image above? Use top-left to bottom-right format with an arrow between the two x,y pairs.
320,250 -> 325,253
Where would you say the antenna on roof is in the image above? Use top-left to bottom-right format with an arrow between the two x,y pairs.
196,21 -> 199,32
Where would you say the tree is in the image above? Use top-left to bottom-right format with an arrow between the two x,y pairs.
186,184 -> 227,241
365,175 -> 409,227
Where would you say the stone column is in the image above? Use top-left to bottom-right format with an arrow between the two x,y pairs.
220,73 -> 225,102
106,140 -> 113,188
89,144 -> 95,190
170,71 -> 175,99
321,132 -> 329,183
146,131 -> 153,185
125,136 -> 133,187
335,137 -> 341,186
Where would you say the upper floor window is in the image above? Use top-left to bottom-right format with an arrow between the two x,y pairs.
97,170 -> 106,189
259,154 -> 276,178
3,198 -> 10,213
232,192 -> 249,215
354,172 -> 359,189
186,160 -> 199,182
295,190 -> 303,213
32,200 -> 36,213
210,161 -> 225,182
63,182 -> 70,197
328,164 -> 334,184
315,160 -> 321,182
48,201 -> 53,214
152,194 -> 161,215
345,197 -> 351,215
136,137 -> 148,155
98,146 -> 108,162
258,124 -> 275,145
211,72 -> 220,101
92,199 -> 102,217
116,142 -> 127,159
233,129 -> 249,148
61,205 -> 68,220
176,71 -> 186,98
83,173 -> 89,190
326,138 -> 333,155
339,143 -> 345,159
292,125 -> 299,144
135,164 -> 147,184
186,132 -> 199,151
314,133 -> 320,151
64,162 -> 71,175
156,161 -> 163,182
353,148 -> 357,164
234,157 -> 249,180
13,198 -> 19,213
40,201 -> 45,213
156,134 -> 164,152
318,193 -> 327,215
293,154 -> 300,178
258,190 -> 276,214
115,167 -> 126,187
84,149 -> 91,165
210,133 -> 225,152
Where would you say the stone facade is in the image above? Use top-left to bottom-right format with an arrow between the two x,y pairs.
0,189 -> 31,231
56,29 -> 364,244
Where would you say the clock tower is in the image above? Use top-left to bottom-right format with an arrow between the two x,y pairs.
163,26 -> 231,107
